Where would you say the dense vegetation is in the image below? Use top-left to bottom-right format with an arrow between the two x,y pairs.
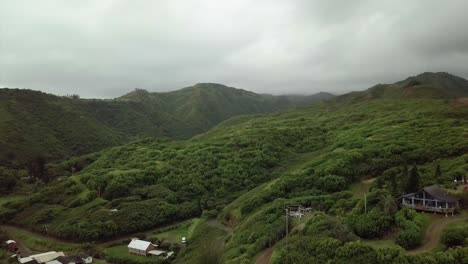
395,207 -> 426,249
441,222 -> 468,248
0,72 -> 467,263
0,83 -> 331,168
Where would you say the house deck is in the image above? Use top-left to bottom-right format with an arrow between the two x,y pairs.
401,203 -> 456,213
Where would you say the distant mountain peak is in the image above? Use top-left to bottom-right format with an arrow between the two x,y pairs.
193,82 -> 228,87
119,88 -> 150,100
338,72 -> 468,102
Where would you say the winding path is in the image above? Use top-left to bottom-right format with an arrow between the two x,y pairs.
255,247 -> 273,264
409,214 -> 467,254
1,226 -> 33,256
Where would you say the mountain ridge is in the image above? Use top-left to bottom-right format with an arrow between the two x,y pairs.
0,84 -> 332,167
336,72 -> 468,102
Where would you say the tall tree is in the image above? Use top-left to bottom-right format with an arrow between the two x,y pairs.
401,163 -> 409,191
29,156 -> 48,182
434,164 -> 443,184
406,165 -> 420,193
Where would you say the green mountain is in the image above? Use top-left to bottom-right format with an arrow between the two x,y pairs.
0,84 -> 332,167
1,73 -> 467,263
337,72 -> 468,103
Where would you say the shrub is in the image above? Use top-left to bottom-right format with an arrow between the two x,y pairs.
348,189 -> 396,239
394,208 -> 425,249
441,223 -> 468,247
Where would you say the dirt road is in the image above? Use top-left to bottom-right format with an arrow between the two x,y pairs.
255,247 -> 274,264
1,226 -> 33,257
409,214 -> 467,254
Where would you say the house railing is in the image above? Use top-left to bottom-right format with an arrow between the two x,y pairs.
401,203 -> 455,213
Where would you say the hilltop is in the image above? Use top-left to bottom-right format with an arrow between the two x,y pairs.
337,72 -> 468,102
0,84 -> 331,167
117,83 -> 334,137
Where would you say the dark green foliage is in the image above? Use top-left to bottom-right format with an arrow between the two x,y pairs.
434,164 -> 443,184
318,175 -> 347,193
406,165 -> 421,193
441,222 -> 468,248
0,167 -> 26,194
303,212 -> 356,242
224,199 -> 287,261
348,189 -> 397,238
394,208 -> 425,249
273,231 -> 468,264
272,237 -> 342,264
103,183 -> 130,200
335,241 -> 379,264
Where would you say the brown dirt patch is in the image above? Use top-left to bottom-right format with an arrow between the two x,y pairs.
449,97 -> 468,106
409,214 -> 467,254
255,247 -> 274,264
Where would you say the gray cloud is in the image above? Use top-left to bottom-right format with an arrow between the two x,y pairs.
1,0 -> 468,98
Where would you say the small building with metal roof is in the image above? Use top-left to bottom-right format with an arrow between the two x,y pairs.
127,239 -> 156,256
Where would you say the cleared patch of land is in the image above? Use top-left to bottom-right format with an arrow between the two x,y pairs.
350,178 -> 376,199
148,218 -> 201,243
103,245 -> 157,263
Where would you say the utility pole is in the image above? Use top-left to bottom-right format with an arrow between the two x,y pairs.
285,208 -> 289,245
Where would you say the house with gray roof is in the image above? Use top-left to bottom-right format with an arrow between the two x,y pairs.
401,185 -> 460,215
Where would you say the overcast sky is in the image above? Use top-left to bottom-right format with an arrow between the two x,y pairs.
1,0 -> 468,98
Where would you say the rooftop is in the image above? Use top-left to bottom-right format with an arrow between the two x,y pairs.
128,239 -> 152,251
148,250 -> 167,256
423,185 -> 459,202
401,185 -> 459,202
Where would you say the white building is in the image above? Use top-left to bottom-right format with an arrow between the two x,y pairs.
19,251 -> 65,264
128,239 -> 156,256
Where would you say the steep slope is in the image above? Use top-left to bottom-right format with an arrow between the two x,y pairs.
0,84 -> 330,167
0,89 -> 125,168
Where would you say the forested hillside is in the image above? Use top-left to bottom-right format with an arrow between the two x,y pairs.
1,99 -> 466,259
0,72 -> 467,263
0,84 -> 331,168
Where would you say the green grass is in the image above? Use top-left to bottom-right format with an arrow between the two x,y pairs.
174,220 -> 227,264
350,178 -> 375,199
104,245 -> 159,264
0,195 -> 26,207
2,226 -> 82,254
0,248 -> 10,262
149,218 -> 201,243
361,239 -> 401,249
